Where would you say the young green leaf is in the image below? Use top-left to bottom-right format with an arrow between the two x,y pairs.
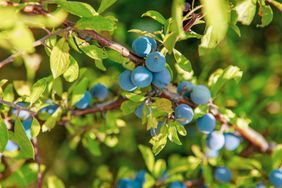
142,10 -> 166,25
173,49 -> 193,76
168,122 -> 182,145
82,132 -> 101,156
235,0 -> 257,25
31,118 -> 41,138
71,78 -> 88,106
81,45 -> 108,60
257,5 -> 273,27
42,108 -> 62,132
47,176 -> 65,188
163,32 -> 178,53
153,159 -> 166,178
0,118 -> 8,152
29,76 -> 50,104
138,145 -> 155,172
63,56 -> 79,82
151,98 -> 173,114
98,0 -> 117,14
121,100 -> 140,115
3,84 -> 14,102
75,16 -> 116,31
54,0 -> 97,17
50,38 -> 70,79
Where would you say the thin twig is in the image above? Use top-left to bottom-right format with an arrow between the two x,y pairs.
32,139 -> 43,188
0,98 -> 36,116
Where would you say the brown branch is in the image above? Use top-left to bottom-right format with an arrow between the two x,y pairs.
32,139 -> 43,188
0,98 -> 36,116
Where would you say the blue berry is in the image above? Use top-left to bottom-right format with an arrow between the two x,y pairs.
206,148 -> 218,158
145,52 -> 166,72
175,104 -> 194,125
190,85 -> 211,105
135,170 -> 146,186
23,118 -> 32,139
169,181 -> 186,188
224,133 -> 241,151
269,169 -> 282,187
75,91 -> 91,109
206,131 -> 225,150
135,103 -> 151,119
91,83 -> 108,101
119,70 -> 137,92
40,104 -> 58,115
132,37 -> 152,57
196,113 -> 216,134
152,68 -> 171,89
145,36 -> 157,51
214,167 -> 232,183
131,66 -> 153,88
256,182 -> 266,188
5,140 -> 18,151
117,178 -> 139,188
11,102 -> 30,120
177,81 -> 194,98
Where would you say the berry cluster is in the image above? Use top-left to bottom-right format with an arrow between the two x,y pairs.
119,36 -> 171,91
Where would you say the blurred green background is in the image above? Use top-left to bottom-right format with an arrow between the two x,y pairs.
0,0 -> 281,187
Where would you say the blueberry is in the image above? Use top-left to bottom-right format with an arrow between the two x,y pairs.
91,83 -> 108,100
132,37 -> 152,57
152,68 -> 171,88
145,36 -> 157,51
135,170 -> 146,186
40,104 -> 58,115
196,113 -> 216,134
145,52 -> 166,72
224,133 -> 241,151
206,148 -> 218,158
135,103 -> 151,119
5,140 -> 18,151
256,182 -> 266,188
269,169 -> 282,187
214,167 -> 232,183
119,70 -> 137,92
206,131 -> 225,150
177,81 -> 194,98
117,178 -> 139,188
169,181 -> 186,188
190,85 -> 211,105
174,104 -> 194,126
75,91 -> 91,109
23,118 -> 32,139
11,102 -> 30,120
150,122 -> 163,137
131,66 -> 153,88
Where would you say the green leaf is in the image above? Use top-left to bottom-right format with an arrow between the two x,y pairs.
71,78 -> 88,106
0,118 -> 8,152
42,108 -> 62,132
200,0 -> 230,48
47,176 -> 65,188
163,32 -> 178,53
202,163 -> 213,184
149,126 -> 168,155
31,118 -> 41,138
168,122 -> 182,145
10,24 -> 35,53
174,121 -> 187,136
81,45 -> 108,60
63,56 -> 79,82
235,0 -> 257,25
29,77 -> 50,104
54,0 -> 97,17
95,59 -> 107,71
3,84 -> 14,102
142,10 -> 166,24
50,38 -> 70,79
9,119 -> 34,159
75,16 -> 116,31
208,65 -> 243,96
173,49 -> 193,75
1,163 -> 44,187
82,132 -> 101,156
227,156 -> 261,170
271,144 -> 282,169
153,159 -> 166,178
0,7 -> 18,29
120,100 -> 140,115
147,114 -> 158,130
138,145 -> 155,172
98,0 -> 117,14
123,92 -> 146,102
257,5 -> 273,27
151,98 -> 173,114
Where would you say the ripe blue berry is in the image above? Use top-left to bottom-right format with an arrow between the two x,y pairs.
224,133 -> 241,151
145,52 -> 166,72
5,140 -> 18,151
269,169 -> 282,187
206,131 -> 225,150
206,148 -> 218,158
145,36 -> 157,51
190,85 -> 211,105
117,178 -> 139,188
23,118 -> 32,139
214,167 -> 232,182
132,37 -> 152,57
131,66 -> 153,88
135,170 -> 146,186
40,104 -> 58,115
169,181 -> 186,188
152,68 -> 171,88
256,182 -> 266,188
75,91 -> 91,109
119,70 -> 137,92
177,81 -> 194,97
196,113 -> 216,134
91,83 -> 108,101
175,104 -> 194,126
